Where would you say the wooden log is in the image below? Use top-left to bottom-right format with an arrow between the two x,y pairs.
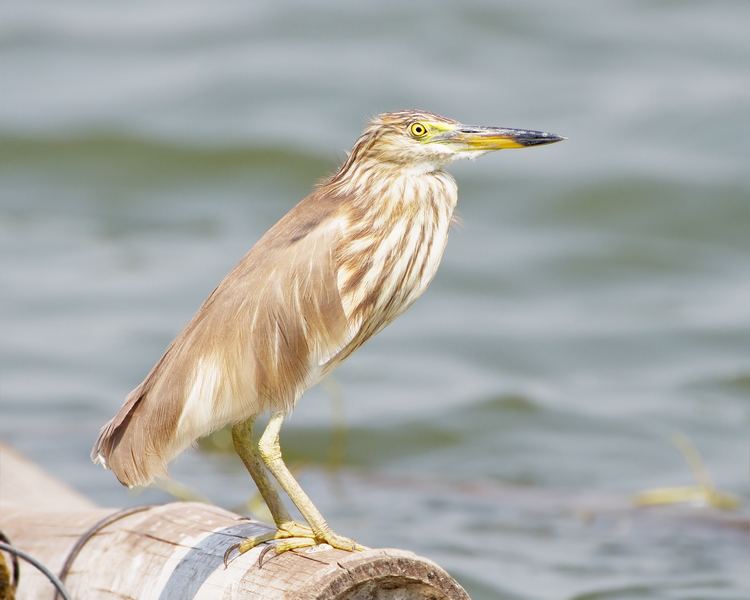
0,445 -> 469,600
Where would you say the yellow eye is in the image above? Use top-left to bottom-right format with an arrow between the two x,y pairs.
409,122 -> 428,138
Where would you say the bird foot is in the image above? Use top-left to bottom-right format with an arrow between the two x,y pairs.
276,520 -> 314,538
223,522 -> 363,567
257,529 -> 364,567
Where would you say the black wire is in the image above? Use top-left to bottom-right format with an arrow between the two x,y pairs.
0,541 -> 72,600
56,504 -> 154,600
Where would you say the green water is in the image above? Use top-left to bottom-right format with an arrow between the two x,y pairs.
1,2 -> 749,598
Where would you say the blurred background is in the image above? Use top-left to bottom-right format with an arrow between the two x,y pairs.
1,1 -> 749,598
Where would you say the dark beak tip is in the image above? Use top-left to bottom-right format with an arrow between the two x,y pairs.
543,133 -> 566,143
518,133 -> 566,147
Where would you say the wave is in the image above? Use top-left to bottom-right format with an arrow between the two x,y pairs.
0,130 -> 334,175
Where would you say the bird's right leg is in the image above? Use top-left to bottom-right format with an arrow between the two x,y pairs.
256,412 -> 364,555
227,417 -> 312,558
227,413 -> 362,562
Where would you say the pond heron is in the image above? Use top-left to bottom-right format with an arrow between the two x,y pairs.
92,110 -> 564,558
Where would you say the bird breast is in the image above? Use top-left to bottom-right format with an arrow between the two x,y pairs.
332,171 -> 458,361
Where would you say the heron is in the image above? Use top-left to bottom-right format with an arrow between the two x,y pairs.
92,110 -> 564,558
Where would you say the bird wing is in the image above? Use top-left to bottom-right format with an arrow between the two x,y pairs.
219,193 -> 352,413
92,192 -> 352,486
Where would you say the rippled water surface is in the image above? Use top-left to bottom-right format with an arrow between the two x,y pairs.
1,2 -> 749,598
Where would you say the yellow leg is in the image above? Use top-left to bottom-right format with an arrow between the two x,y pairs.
256,412 -> 364,555
232,417 -> 302,528
227,417 -> 313,562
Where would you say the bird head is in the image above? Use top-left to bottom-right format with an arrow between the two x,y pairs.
355,110 -> 564,174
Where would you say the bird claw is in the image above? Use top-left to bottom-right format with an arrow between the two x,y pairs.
223,543 -> 241,568
222,521 -> 311,568
224,524 -> 364,569
223,529 -> 281,568
257,543 -> 280,568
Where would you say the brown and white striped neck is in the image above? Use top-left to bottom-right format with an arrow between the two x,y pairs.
322,163 -> 458,369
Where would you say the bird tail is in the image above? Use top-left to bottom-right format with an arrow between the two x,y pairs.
91,383 -> 170,487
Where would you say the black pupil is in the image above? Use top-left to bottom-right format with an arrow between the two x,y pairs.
415,126 -> 423,133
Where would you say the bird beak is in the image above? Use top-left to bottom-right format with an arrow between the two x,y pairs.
445,125 -> 566,150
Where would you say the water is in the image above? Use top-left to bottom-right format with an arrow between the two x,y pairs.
1,1 -> 749,598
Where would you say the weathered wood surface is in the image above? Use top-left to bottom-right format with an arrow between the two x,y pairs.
0,444 -> 470,599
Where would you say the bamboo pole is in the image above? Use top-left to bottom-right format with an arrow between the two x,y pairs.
0,445 -> 469,599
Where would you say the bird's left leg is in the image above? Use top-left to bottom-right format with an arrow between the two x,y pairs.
255,411 -> 364,556
225,417 -> 312,561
